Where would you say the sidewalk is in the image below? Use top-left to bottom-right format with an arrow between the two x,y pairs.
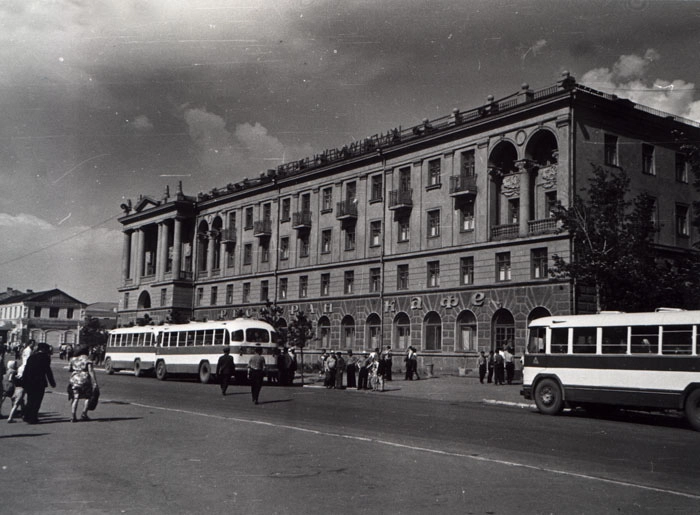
301,372 -> 535,408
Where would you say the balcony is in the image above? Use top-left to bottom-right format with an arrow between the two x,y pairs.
220,227 -> 237,244
292,211 -> 312,230
449,175 -> 478,198
336,201 -> 358,220
388,189 -> 413,210
528,218 -> 559,235
253,219 -> 272,237
491,223 -> 518,241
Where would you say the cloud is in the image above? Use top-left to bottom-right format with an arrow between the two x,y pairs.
580,48 -> 699,121
130,115 -> 154,132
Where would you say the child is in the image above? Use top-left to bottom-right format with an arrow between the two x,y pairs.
2,361 -> 25,423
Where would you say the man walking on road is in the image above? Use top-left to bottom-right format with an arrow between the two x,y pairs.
217,346 -> 234,396
247,344 -> 266,404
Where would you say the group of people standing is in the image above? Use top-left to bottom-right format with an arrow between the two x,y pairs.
319,346 -> 394,392
1,340 -> 99,424
477,344 -> 517,385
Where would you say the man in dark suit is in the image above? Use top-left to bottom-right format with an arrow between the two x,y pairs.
216,346 -> 235,396
22,342 -> 56,424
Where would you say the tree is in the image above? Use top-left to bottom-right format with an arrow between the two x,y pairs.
551,165 -> 662,312
286,311 -> 314,385
674,130 -> 700,244
259,300 -> 286,345
80,316 -> 108,350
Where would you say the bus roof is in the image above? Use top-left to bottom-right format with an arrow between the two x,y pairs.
159,318 -> 276,333
109,326 -> 162,335
529,310 -> 700,329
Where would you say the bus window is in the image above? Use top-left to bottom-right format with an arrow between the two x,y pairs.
662,325 -> 693,355
630,326 -> 658,353
602,326 -> 627,354
246,328 -> 270,343
213,329 -> 225,346
572,327 -> 596,354
551,328 -> 568,353
186,331 -> 195,346
528,328 -> 546,353
231,329 -> 244,342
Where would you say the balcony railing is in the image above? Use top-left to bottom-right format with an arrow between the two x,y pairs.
449,175 -> 478,197
292,211 -> 312,230
528,218 -> 559,235
491,223 -> 518,240
388,189 -> 413,210
220,227 -> 236,244
253,219 -> 272,237
336,201 -> 358,220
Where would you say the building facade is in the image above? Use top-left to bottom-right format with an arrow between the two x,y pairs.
116,73 -> 699,371
0,288 -> 87,348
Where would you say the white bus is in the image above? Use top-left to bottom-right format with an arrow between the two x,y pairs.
521,309 -> 700,431
155,319 -> 281,384
104,326 -> 162,377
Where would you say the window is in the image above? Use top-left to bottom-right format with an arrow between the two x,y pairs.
344,271 -> 354,294
427,261 -> 440,288
460,257 -> 474,285
226,245 -> 235,267
546,191 -> 558,217
631,326 -> 659,354
242,283 -> 250,303
427,158 -> 441,187
301,192 -> 311,212
299,233 -> 310,258
457,311 -> 477,351
210,286 -> 218,306
320,273 -> 330,296
262,202 -> 272,221
280,236 -> 289,260
394,313 -> 411,348
461,150 -> 475,176
260,281 -> 269,302
33,306 -> 41,317
281,198 -> 291,221
602,326 -> 628,354
322,187 -> 333,212
397,264 -> 409,290
424,312 -> 442,351
321,229 -> 332,254
367,315 -> 381,349
243,243 -> 252,265
572,327 -> 596,354
226,284 -> 233,304
279,278 -> 288,300
398,217 -> 410,242
427,209 -> 440,238
676,204 -> 689,237
676,153 -> 689,183
370,220 -> 381,247
459,202 -> 475,231
344,226 -> 356,251
399,167 -> 411,191
49,307 -> 59,318
604,134 -> 618,166
496,252 -> 511,282
244,207 -> 254,229
345,181 -> 357,203
342,316 -> 355,347
196,288 -> 204,307
260,240 -> 269,263
508,199 -> 519,224
67,308 -> 74,319
299,276 -> 308,298
371,174 -> 383,201
370,267 -> 381,292
531,248 -> 548,279
642,144 -> 655,175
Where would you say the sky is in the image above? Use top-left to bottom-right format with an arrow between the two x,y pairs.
0,0 -> 699,304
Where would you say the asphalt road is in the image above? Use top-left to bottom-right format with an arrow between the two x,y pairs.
2,364 -> 700,514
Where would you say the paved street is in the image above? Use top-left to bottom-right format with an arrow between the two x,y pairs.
2,363 -> 700,514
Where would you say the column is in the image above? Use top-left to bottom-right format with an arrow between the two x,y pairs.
136,229 -> 145,282
158,222 -> 169,281
121,230 -> 132,283
172,218 -> 183,280
155,223 -> 164,281
206,233 -> 215,276
516,160 -> 533,238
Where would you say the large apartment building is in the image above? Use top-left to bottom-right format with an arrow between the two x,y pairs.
116,73 -> 699,370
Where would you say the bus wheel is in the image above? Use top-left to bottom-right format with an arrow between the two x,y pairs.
684,389 -> 700,431
104,358 -> 114,375
133,359 -> 142,378
534,378 -> 564,415
199,361 -> 211,384
155,361 -> 168,381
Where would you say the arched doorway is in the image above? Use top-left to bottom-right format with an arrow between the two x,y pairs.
423,311 -> 442,351
366,313 -> 381,351
138,291 -> 152,309
317,316 -> 331,349
456,310 -> 477,352
492,308 -> 515,351
341,315 -> 355,348
393,312 -> 411,349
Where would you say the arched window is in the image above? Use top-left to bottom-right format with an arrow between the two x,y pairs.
138,291 -> 152,309
317,316 -> 331,349
366,313 -> 381,351
393,312 -> 411,349
424,311 -> 442,351
456,310 -> 477,352
341,315 -> 355,348
492,308 -> 515,352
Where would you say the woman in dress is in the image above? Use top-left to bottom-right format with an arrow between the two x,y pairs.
69,345 -> 98,422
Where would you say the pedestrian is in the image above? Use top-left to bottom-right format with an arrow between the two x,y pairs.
247,344 -> 266,404
3,361 -> 25,423
494,347 -> 505,385
21,342 -> 56,424
334,352 -> 345,389
68,344 -> 99,422
407,346 -> 420,380
324,351 -> 337,388
487,350 -> 495,384
382,346 -> 393,381
318,349 -> 328,378
477,350 -> 487,384
369,355 -> 381,391
357,353 -> 370,390
285,348 -> 297,386
16,340 -> 35,381
216,345 -> 235,396
504,345 -> 515,385
345,350 -> 357,389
